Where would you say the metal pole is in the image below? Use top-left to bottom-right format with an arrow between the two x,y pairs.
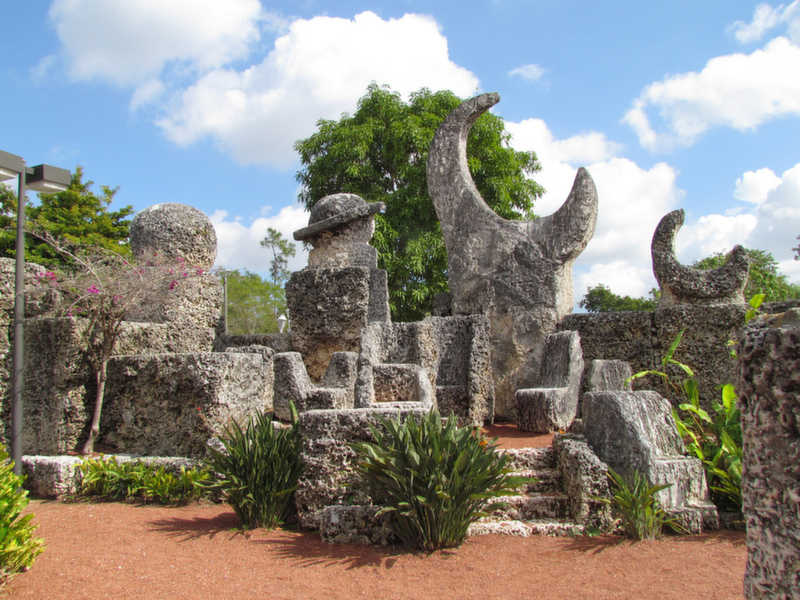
11,162 -> 26,475
223,273 -> 228,335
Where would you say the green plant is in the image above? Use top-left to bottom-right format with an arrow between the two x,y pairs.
625,327 -> 744,512
599,468 -> 675,540
204,407 -> 304,530
0,445 -> 45,581
77,457 -> 210,504
351,409 -> 529,552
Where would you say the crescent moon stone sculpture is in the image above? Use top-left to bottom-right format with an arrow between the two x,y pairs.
651,209 -> 749,307
427,93 -> 598,418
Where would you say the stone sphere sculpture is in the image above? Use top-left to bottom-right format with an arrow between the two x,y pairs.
130,203 -> 217,270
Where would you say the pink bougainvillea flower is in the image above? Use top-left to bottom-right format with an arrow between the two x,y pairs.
196,269 -> 204,275
169,280 -> 178,290
87,285 -> 101,294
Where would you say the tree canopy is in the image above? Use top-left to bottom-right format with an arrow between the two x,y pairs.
223,269 -> 286,335
579,284 -> 659,313
692,248 -> 800,302
294,84 -> 544,321
0,166 -> 133,268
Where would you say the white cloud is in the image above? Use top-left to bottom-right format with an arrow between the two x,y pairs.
508,64 -> 547,83
157,11 -> 479,167
734,167 -> 782,203
624,37 -> 800,151
677,162 -> 800,281
506,118 -> 683,302
210,205 -> 310,276
729,1 -> 800,44
746,162 -> 800,262
50,0 -> 264,86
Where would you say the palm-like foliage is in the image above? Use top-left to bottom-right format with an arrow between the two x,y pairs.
205,407 -> 304,530
352,409 -> 529,551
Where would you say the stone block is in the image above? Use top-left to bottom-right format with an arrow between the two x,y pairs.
22,455 -> 83,498
373,364 -> 430,404
21,317 -> 94,455
584,360 -> 632,393
560,312 -> 656,383
552,434 -> 612,530
738,310 -> 800,599
318,505 -> 397,545
581,390 -> 716,532
295,407 -> 426,530
654,304 -> 747,410
515,331 -> 583,433
101,353 -> 272,458
286,267 -> 374,380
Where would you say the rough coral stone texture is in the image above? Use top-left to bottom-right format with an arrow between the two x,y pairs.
654,304 -> 747,411
101,353 -> 272,458
551,434 -> 611,530
125,273 -> 223,331
21,317 -> 94,455
0,259 -> 47,447
738,310 -> 800,600
652,209 -> 748,308
560,311 -> 656,385
295,408 -> 426,530
286,267 -> 373,380
427,94 -> 597,419
130,203 -> 217,269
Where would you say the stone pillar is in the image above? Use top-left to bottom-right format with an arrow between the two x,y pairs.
288,194 -> 389,380
738,309 -> 800,599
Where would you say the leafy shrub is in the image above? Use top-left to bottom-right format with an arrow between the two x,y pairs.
674,383 -> 742,511
204,407 -> 304,530
351,409 -> 528,552
0,445 -> 45,581
626,328 -> 744,512
77,457 -> 210,504
600,468 -> 675,540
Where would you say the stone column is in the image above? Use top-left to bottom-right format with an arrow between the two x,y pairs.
288,194 -> 389,381
738,309 -> 800,599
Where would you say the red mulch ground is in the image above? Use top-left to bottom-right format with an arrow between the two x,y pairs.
7,426 -> 747,600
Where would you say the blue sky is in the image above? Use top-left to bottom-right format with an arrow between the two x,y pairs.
2,0 -> 799,307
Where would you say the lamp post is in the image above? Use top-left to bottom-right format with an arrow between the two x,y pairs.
0,150 -> 71,474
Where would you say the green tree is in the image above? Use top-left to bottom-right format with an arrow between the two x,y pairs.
224,269 -> 286,334
0,166 -> 133,268
579,284 -> 659,312
294,84 -> 544,321
793,235 -> 799,261
692,248 -> 800,302
259,228 -> 296,285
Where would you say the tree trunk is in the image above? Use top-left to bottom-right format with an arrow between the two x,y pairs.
81,360 -> 108,455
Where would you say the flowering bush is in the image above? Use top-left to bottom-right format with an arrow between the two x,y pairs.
32,235 -> 203,454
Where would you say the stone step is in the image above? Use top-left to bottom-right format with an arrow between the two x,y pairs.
469,518 -> 584,538
488,493 -> 570,521
508,468 -> 561,495
499,447 -> 555,471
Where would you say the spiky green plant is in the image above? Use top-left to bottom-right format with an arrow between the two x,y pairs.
601,468 -> 675,540
352,409 -> 529,552
204,406 -> 304,530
